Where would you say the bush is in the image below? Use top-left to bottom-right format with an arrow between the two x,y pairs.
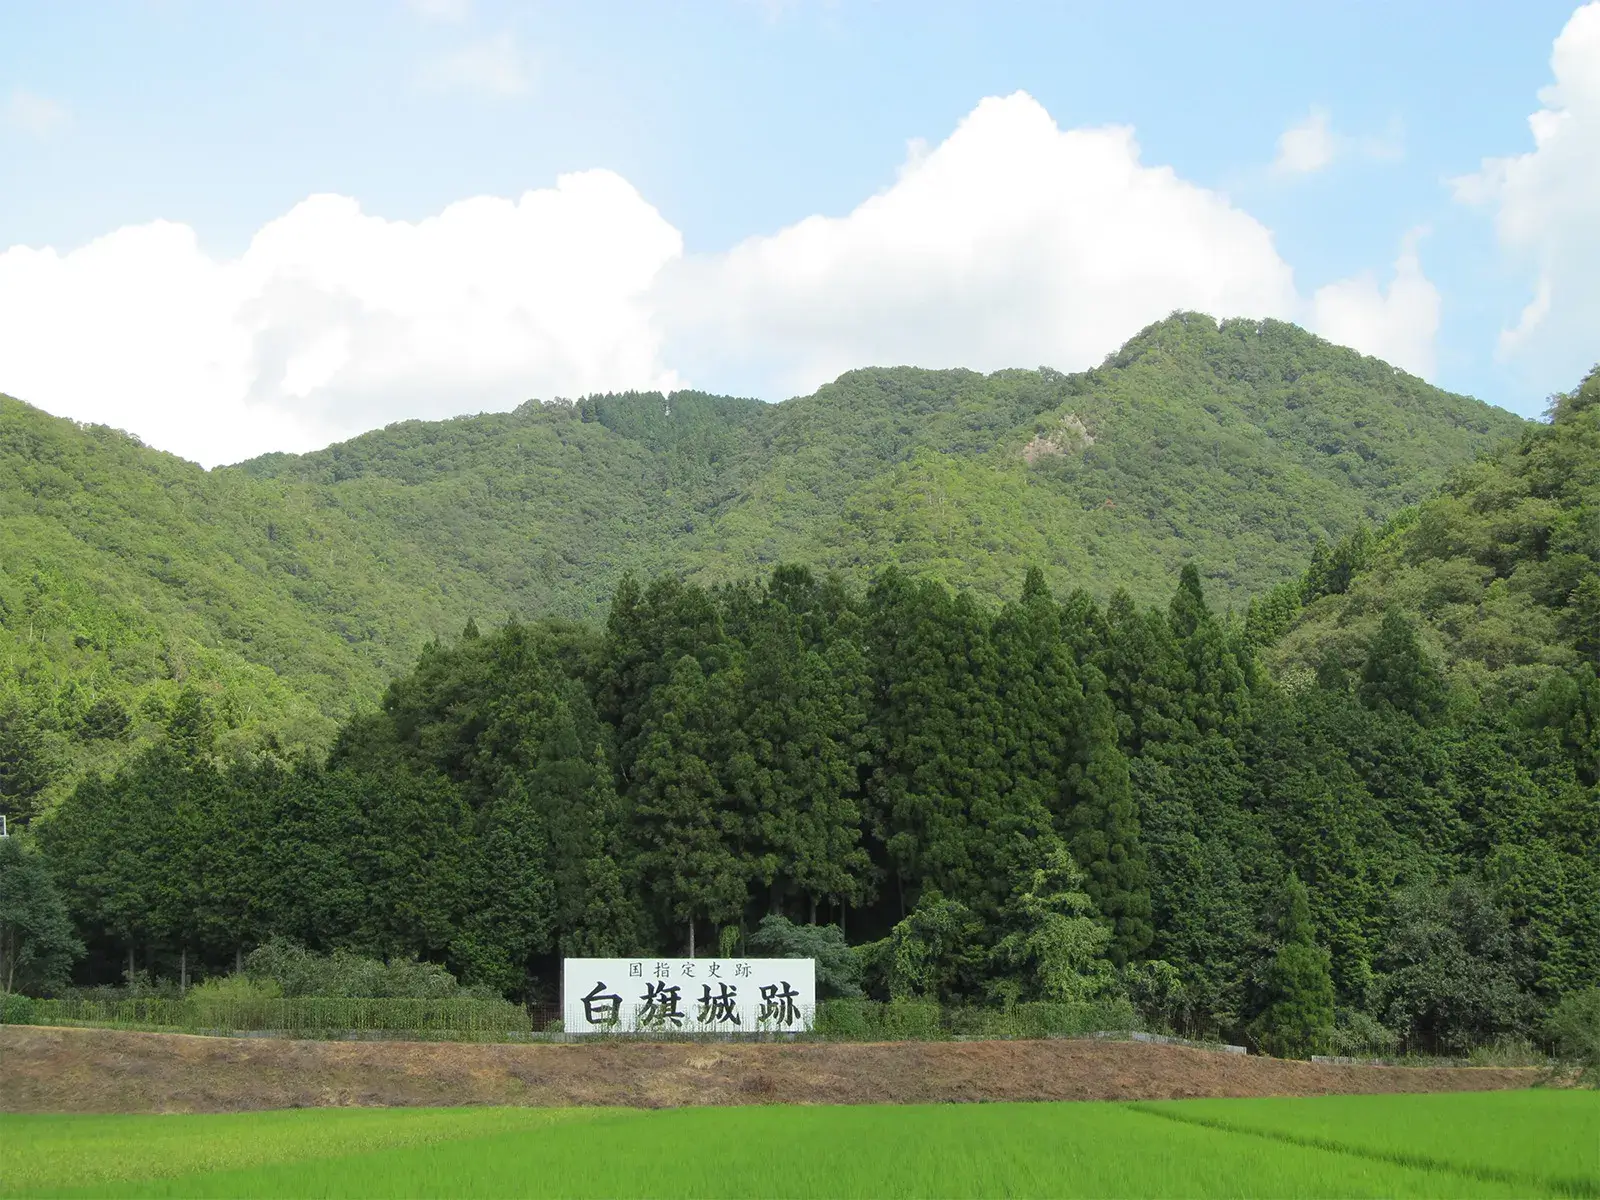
24,994 -> 531,1036
244,939 -> 484,999
748,917 -> 863,999
1326,1009 -> 1400,1058
0,992 -> 36,1024
1546,988 -> 1600,1085
813,1000 -> 942,1040
186,974 -> 282,1002
1466,1037 -> 1544,1068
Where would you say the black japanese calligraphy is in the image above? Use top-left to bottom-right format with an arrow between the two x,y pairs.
581,981 -> 622,1025
758,981 -> 802,1027
640,981 -> 684,1026
698,982 -> 741,1025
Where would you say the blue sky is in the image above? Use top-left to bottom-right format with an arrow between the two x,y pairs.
2,0 -> 1597,465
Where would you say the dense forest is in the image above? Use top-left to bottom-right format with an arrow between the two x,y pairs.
3,340 -> 1594,1061
1,314 -> 1523,812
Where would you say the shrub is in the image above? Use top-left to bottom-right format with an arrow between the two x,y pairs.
1546,988 -> 1600,1085
812,1000 -> 942,1040
747,916 -> 863,999
0,992 -> 36,1024
186,974 -> 283,1002
1466,1037 -> 1544,1068
1326,1009 -> 1400,1058
243,939 -> 481,999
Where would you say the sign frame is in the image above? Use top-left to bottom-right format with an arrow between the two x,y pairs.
561,957 -> 816,1035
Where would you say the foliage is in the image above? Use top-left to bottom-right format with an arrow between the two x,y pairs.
986,849 -> 1120,1005
1,315 -> 1523,809
243,938 -> 485,1000
1376,879 -> 1532,1055
747,915 -> 863,998
34,542 -> 1600,1054
869,894 -> 989,1002
16,994 -> 529,1036
1250,877 -> 1335,1058
1546,987 -> 1600,1085
20,356 -> 1600,1060
1273,362 -> 1600,706
0,834 -> 83,995
1325,1009 -> 1400,1058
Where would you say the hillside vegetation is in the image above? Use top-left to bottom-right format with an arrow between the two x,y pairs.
10,336 -> 1599,1064
33,555 -> 1600,1056
1261,364 -> 1599,709
1,313 -> 1524,814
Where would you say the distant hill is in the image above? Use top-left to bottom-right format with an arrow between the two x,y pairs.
0,312 -> 1526,811
240,312 -> 1524,618
1268,363 -> 1598,700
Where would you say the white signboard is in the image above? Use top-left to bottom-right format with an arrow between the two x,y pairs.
562,957 -> 816,1034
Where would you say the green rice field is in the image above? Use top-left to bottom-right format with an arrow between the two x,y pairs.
2,1091 -> 1595,1198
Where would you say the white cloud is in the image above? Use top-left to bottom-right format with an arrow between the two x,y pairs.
409,0 -> 471,20
659,92 -> 1300,399
4,88 -> 69,139
1453,2 -> 1600,377
0,90 -> 1445,468
1272,106 -> 1404,175
1311,229 -> 1441,379
1274,108 -> 1338,174
0,173 -> 682,465
421,32 -> 531,97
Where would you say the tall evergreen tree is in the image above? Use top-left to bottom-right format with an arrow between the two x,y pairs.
1360,608 -> 1446,724
1063,673 -> 1153,964
631,654 -> 746,954
1252,875 -> 1335,1058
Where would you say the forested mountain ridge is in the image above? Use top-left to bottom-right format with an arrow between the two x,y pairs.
1,313 -> 1525,816
240,313 -> 1525,613
1259,364 -> 1599,707
11,348 -> 1598,1062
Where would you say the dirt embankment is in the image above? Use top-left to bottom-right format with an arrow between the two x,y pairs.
1,1025 -> 1542,1114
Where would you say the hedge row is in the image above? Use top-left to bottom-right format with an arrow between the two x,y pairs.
0,994 -> 531,1034
1,992 -> 1141,1042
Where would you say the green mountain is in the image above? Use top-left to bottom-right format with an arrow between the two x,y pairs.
1267,363 -> 1599,701
241,312 -> 1524,618
1,313 -> 1526,814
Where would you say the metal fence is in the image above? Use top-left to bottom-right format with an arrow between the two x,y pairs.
2,993 -> 1169,1046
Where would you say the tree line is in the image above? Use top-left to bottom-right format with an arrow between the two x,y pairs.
10,560 -> 1598,1057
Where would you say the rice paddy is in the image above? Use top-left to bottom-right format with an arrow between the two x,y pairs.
3,1090 -> 1594,1198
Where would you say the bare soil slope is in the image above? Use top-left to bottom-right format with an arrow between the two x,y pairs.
1,1026 -> 1542,1114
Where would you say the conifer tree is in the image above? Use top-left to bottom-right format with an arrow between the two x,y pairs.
735,594 -> 870,920
632,654 -> 746,954
1360,608 -> 1445,724
1063,672 -> 1153,964
865,571 -> 981,912
1098,590 -> 1187,754
1253,875 -> 1336,1058
1168,565 -> 1250,739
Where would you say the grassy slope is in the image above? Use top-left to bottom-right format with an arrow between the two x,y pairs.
2,313 -> 1524,801
7,1093 -> 1593,1198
